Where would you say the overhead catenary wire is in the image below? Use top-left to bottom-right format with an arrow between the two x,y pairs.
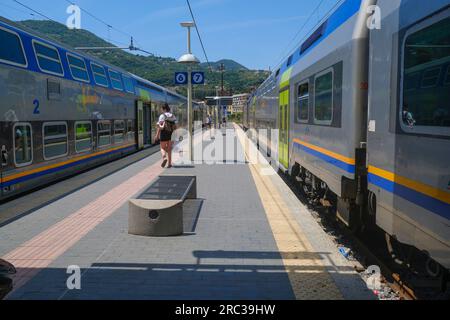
64,0 -> 132,38
186,0 -> 212,71
0,0 -> 36,18
10,0 -> 152,56
272,0 -> 344,71
273,0 -> 327,69
63,0 -> 153,55
12,0 -> 128,48
13,0 -> 62,24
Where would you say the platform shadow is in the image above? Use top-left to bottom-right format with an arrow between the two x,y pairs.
192,250 -> 326,262
4,248 -> 375,300
170,165 -> 196,169
183,199 -> 204,233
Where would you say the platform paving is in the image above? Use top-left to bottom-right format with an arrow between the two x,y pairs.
0,126 -> 375,300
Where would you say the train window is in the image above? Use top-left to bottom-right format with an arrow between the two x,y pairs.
405,72 -> 421,91
109,70 -> 124,91
401,14 -> 450,134
123,77 -> 135,94
75,122 -> 92,153
314,69 -> 333,125
97,121 -> 111,147
297,81 -> 309,122
114,120 -> 125,144
287,55 -> 293,67
32,40 -> 64,76
67,53 -> 90,83
127,120 -> 135,141
0,27 -> 27,67
275,69 -> 280,77
421,67 -> 441,88
43,122 -> 68,160
91,63 -> 109,87
13,123 -> 33,167
444,65 -> 450,85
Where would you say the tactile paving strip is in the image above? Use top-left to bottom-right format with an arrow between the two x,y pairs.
2,160 -> 165,295
236,126 -> 344,300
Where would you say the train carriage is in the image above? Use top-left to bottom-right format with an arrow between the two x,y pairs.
247,0 -> 450,274
367,0 -> 450,272
0,17 -> 197,202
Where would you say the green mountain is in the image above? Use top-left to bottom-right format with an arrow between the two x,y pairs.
202,59 -> 249,71
17,20 -> 269,99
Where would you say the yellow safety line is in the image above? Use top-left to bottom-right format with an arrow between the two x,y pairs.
235,125 -> 343,300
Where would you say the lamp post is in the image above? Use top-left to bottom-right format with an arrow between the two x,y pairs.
215,86 -> 220,129
178,22 -> 200,162
219,63 -> 225,96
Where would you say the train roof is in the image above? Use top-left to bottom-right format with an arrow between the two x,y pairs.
0,17 -> 135,76
0,16 -> 187,102
270,0 -> 363,80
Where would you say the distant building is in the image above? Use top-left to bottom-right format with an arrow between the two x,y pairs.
231,93 -> 250,114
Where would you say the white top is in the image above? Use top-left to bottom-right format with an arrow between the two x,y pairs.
157,112 -> 177,128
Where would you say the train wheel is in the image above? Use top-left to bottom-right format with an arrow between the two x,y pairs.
425,255 -> 443,279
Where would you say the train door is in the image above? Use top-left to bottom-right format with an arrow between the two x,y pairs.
251,97 -> 256,128
136,101 -> 144,149
278,89 -> 290,169
151,102 -> 159,145
143,102 -> 152,146
1,145 -> 6,198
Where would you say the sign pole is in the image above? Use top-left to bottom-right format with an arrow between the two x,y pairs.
177,22 -> 200,163
188,66 -> 193,162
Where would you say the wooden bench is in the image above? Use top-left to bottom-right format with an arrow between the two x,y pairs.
128,175 -> 197,237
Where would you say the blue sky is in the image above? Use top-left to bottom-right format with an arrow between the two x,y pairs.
0,0 -> 340,70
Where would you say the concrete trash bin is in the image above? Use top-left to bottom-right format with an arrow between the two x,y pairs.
128,199 -> 184,237
128,175 -> 197,237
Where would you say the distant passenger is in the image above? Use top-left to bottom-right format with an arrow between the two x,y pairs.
206,114 -> 212,130
155,104 -> 177,168
402,104 -> 416,127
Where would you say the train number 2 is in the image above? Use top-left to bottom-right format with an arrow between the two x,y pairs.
33,99 -> 40,114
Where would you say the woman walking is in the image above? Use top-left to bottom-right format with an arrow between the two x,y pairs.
155,104 -> 177,168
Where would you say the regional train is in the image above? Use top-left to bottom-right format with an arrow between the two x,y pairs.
244,0 -> 450,277
0,17 -> 205,202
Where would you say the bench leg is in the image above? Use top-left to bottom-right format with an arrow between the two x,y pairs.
186,178 -> 197,200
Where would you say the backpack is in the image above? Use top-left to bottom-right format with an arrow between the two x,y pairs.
163,120 -> 176,133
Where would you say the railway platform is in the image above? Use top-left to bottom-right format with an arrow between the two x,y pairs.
0,125 -> 375,300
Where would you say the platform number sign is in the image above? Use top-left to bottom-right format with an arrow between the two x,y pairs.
192,72 -> 205,85
175,72 -> 188,85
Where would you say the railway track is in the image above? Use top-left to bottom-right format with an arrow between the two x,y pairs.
278,170 -> 448,301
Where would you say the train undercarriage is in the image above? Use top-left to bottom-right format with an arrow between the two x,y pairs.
288,161 -> 450,298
